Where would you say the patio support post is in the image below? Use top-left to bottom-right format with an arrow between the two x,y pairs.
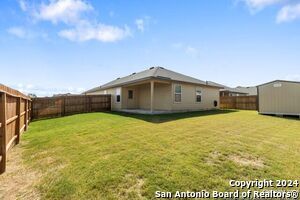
150,81 -> 154,113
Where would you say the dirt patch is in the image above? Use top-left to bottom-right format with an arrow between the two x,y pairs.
229,154 -> 264,168
0,143 -> 41,200
204,151 -> 222,165
117,174 -> 145,200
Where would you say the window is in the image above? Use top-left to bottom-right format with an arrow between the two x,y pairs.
174,85 -> 182,102
116,88 -> 121,103
104,90 -> 107,94
128,90 -> 133,99
196,89 -> 202,102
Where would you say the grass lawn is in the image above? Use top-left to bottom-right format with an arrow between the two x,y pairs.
21,110 -> 300,199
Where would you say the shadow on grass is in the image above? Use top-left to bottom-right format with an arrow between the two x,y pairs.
110,109 -> 238,123
260,113 -> 300,121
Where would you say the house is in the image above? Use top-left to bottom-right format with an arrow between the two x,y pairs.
257,80 -> 300,117
234,86 -> 257,96
84,67 -> 222,114
220,88 -> 248,97
207,82 -> 257,97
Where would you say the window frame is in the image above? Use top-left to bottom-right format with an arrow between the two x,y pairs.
128,90 -> 133,99
174,84 -> 182,103
115,88 -> 121,103
195,88 -> 202,103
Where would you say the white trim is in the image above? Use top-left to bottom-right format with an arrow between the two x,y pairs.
195,87 -> 202,103
173,84 -> 182,103
115,87 -> 121,103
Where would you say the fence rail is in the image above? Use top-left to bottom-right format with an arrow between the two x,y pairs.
220,95 -> 258,110
31,95 -> 111,120
0,84 -> 31,173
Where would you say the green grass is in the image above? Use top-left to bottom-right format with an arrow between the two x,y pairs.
22,110 -> 300,199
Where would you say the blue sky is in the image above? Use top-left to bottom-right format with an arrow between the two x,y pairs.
0,0 -> 300,96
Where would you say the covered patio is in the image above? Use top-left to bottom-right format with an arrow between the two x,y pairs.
120,80 -> 172,113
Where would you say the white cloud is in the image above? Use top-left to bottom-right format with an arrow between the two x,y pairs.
7,26 -> 48,39
172,42 -> 199,57
7,27 -> 27,38
135,16 -> 152,32
239,0 -> 300,23
25,0 -> 131,42
18,0 -> 28,11
135,19 -> 145,32
185,46 -> 199,57
242,0 -> 284,10
58,21 -> 131,42
35,0 -> 93,24
277,3 -> 300,23
14,84 -> 85,97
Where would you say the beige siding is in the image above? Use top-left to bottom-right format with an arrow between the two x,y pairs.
258,81 -> 300,115
153,83 -> 172,110
86,80 -> 220,112
171,83 -> 219,111
122,87 -> 139,109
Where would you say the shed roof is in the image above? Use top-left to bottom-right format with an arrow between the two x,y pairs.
257,80 -> 300,87
84,67 -> 222,93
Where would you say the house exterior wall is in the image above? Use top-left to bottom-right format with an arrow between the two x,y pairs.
86,80 -> 220,112
122,87 -> 139,109
258,81 -> 300,115
171,82 -> 219,111
153,83 -> 172,110
137,84 -> 151,109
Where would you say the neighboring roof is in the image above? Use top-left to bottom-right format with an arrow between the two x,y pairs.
234,86 -> 258,95
84,67 -> 222,93
257,80 -> 300,87
220,88 -> 248,94
212,81 -> 257,95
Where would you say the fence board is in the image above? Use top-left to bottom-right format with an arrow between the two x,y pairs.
0,84 -> 30,174
220,95 -> 258,110
32,95 -> 111,120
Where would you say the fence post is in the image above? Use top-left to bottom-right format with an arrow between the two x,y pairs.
88,96 -> 91,112
85,95 -> 88,113
61,97 -> 66,116
0,93 -> 7,173
30,99 -> 33,121
16,97 -> 21,144
25,99 -> 28,131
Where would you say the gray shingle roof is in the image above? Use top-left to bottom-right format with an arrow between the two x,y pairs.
84,67 -> 222,93
234,86 -> 258,95
220,86 -> 257,95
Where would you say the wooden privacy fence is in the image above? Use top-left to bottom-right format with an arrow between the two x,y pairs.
0,84 -> 31,173
32,95 -> 111,120
220,95 -> 258,110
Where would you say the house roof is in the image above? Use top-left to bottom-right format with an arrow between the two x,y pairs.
84,67 -> 223,93
206,81 -> 226,89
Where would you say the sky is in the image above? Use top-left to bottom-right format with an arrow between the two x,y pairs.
0,0 -> 300,96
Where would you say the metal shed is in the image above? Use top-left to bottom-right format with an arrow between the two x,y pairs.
257,80 -> 300,117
